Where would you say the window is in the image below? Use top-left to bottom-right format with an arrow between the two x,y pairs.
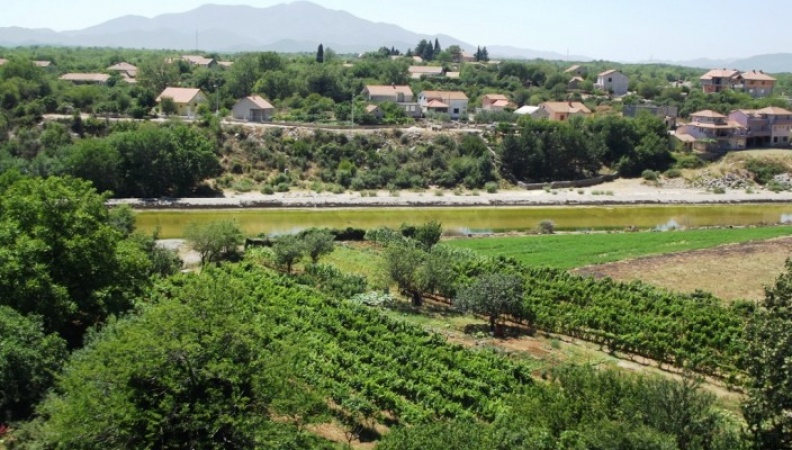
453,108 -> 459,114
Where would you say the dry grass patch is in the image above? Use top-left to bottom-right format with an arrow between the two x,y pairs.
575,236 -> 792,302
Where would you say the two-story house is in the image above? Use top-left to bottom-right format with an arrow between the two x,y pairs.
538,101 -> 591,121
699,69 -> 743,94
741,70 -> 776,98
595,70 -> 629,96
729,107 -> 792,147
361,85 -> 421,118
419,90 -> 469,120
675,110 -> 746,152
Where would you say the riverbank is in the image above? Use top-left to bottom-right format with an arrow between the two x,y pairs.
110,179 -> 792,209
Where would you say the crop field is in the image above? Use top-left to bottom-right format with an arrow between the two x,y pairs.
446,226 -> 792,269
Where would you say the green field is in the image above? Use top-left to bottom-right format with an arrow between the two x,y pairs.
446,226 -> 792,269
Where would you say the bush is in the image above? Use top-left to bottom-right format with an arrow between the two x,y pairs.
329,227 -> 367,241
485,181 -> 499,193
184,220 -> 244,264
538,220 -> 555,235
745,158 -> 787,185
665,168 -> 682,179
275,182 -> 290,193
641,169 -> 659,181
261,185 -> 275,195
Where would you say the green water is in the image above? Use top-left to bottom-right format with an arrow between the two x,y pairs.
135,204 -> 792,239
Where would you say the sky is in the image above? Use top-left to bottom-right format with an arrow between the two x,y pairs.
1,0 -> 789,62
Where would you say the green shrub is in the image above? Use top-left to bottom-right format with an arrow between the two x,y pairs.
665,168 -> 682,179
538,220 -> 555,235
261,185 -> 275,195
745,158 -> 787,185
712,186 -> 726,194
673,153 -> 705,169
485,181 -> 498,193
641,169 -> 659,181
275,182 -> 290,193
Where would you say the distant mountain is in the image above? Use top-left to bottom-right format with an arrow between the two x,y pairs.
0,1 -> 589,60
0,2 -> 469,54
651,54 -> 792,74
485,45 -> 589,62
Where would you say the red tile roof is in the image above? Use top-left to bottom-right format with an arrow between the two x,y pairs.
59,73 -> 110,83
157,87 -> 203,104
690,109 -> 726,118
364,85 -> 413,97
540,101 -> 591,114
422,90 -> 468,101
246,95 -> 274,110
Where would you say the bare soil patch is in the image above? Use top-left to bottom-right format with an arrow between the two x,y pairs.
574,236 -> 792,302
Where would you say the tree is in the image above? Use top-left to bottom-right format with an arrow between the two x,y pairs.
744,257 -> 792,449
316,43 -> 325,63
16,270 -> 327,448
301,229 -> 335,264
159,96 -> 177,116
383,242 -> 427,307
272,235 -> 305,274
434,38 -> 441,54
0,176 -> 154,347
184,220 -> 244,265
413,220 -> 443,250
454,272 -> 524,333
0,306 -> 67,422
137,57 -> 179,93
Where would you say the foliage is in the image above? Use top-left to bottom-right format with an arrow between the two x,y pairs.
0,176 -> 155,346
0,306 -> 67,423
412,221 -> 443,250
744,158 -> 787,185
184,219 -> 244,265
299,228 -> 336,263
537,219 -> 555,235
16,268 -> 332,449
455,273 -> 526,332
272,234 -> 305,274
743,257 -> 792,449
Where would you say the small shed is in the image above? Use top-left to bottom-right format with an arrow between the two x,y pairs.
232,96 -> 275,122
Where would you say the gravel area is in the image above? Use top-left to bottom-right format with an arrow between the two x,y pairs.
109,179 -> 792,209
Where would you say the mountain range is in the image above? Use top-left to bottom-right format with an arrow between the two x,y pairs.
0,1 -> 791,72
0,2 -> 587,60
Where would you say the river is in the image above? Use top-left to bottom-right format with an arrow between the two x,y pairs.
135,204 -> 792,238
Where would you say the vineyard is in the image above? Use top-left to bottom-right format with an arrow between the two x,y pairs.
165,263 -> 535,425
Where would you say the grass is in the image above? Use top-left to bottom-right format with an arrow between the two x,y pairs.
446,226 -> 792,269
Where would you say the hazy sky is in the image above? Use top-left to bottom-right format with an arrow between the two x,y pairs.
1,0 -> 788,61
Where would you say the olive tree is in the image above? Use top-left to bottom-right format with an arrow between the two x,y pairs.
184,220 -> 244,265
454,272 -> 524,334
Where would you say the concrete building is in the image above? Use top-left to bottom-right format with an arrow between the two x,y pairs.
595,69 -> 629,96
232,96 -> 275,122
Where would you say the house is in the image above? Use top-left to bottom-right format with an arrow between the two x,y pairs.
595,70 -> 629,96
675,110 -> 746,152
59,73 -> 111,84
33,61 -> 51,67
623,104 -> 678,128
460,51 -> 476,63
217,61 -> 234,68
567,76 -> 585,91
232,95 -> 275,122
181,55 -> 216,68
538,101 -> 591,121
361,85 -> 421,118
107,62 -> 138,84
156,87 -> 207,117
446,71 -> 461,79
564,64 -> 586,77
408,65 -> 444,79
364,104 -> 383,121
729,107 -> 792,147
362,85 -> 414,103
514,105 -> 548,119
741,70 -> 776,98
699,69 -> 742,94
419,90 -> 469,120
480,94 -> 516,112
107,62 -> 138,77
